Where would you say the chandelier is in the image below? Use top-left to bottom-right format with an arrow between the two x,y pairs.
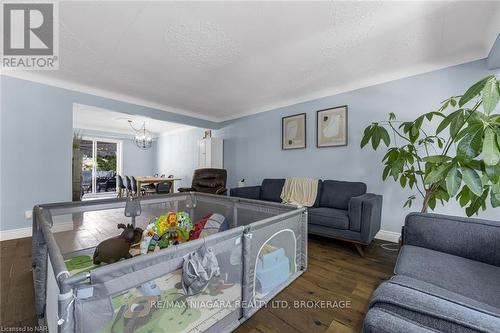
128,120 -> 153,150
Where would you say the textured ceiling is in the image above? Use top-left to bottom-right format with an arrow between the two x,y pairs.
73,104 -> 191,136
10,1 -> 500,121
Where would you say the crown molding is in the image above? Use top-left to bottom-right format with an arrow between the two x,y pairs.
218,56 -> 487,122
2,55 -> 488,125
1,71 -> 220,123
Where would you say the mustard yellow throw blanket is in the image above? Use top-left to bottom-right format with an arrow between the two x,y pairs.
280,177 -> 319,207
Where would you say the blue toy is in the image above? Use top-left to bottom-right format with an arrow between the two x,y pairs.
255,248 -> 291,294
137,281 -> 161,297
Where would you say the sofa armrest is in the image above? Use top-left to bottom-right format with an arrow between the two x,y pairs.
230,186 -> 261,200
348,193 -> 382,244
178,187 -> 194,192
403,213 -> 500,266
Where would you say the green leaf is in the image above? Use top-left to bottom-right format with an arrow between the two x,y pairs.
371,126 -> 382,150
491,190 -> 500,208
485,162 -> 500,182
382,165 -> 391,180
482,128 -> 500,166
461,167 -> 483,196
450,111 -> 465,138
360,125 -> 374,148
428,196 -> 437,210
423,155 -> 452,163
425,164 -> 450,185
411,116 -> 424,136
459,75 -> 495,107
482,77 -> 499,114
465,189 -> 488,216
403,195 -> 416,208
457,127 -> 482,160
379,127 -> 391,147
436,110 -> 460,134
455,123 -> 482,142
445,165 -> 462,197
400,175 -> 407,187
389,112 -> 396,121
458,187 -> 470,207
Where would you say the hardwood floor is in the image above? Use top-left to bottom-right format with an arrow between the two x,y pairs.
0,235 -> 398,332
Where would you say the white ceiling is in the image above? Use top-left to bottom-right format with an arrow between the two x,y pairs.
73,104 -> 192,136
10,1 -> 500,121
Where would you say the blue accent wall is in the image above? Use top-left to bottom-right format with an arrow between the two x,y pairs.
0,76 -> 216,232
487,33 -> 500,69
1,59 -> 499,234
218,59 -> 500,232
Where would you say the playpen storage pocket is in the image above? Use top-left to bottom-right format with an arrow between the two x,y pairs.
242,211 -> 307,318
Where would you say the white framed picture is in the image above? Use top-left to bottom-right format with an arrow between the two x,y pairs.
316,105 -> 348,147
282,113 -> 306,150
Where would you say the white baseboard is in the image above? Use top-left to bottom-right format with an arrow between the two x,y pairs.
375,230 -> 401,243
0,222 -> 74,241
1,223 -> 400,244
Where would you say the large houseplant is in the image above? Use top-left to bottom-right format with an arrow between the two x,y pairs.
360,75 -> 500,216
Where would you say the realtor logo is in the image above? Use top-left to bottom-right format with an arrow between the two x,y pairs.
1,2 -> 59,69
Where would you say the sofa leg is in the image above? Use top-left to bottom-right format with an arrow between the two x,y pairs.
354,243 -> 365,257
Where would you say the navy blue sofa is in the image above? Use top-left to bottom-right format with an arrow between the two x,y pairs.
364,213 -> 500,332
230,178 -> 382,255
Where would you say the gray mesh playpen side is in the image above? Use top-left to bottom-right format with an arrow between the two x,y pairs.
32,193 -> 308,333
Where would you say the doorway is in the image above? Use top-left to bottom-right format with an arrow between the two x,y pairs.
80,137 -> 122,198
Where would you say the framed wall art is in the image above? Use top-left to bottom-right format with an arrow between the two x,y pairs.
282,113 -> 306,150
316,105 -> 348,147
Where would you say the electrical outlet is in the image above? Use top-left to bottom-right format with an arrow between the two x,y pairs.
25,210 -> 33,219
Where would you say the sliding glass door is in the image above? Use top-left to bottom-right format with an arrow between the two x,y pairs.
81,137 -> 122,197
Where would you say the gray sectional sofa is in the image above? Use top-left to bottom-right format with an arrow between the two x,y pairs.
364,213 -> 500,333
230,178 -> 382,255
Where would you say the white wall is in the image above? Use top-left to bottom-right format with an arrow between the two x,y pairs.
156,127 -> 206,191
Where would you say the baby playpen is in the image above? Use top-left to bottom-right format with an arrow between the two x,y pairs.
32,192 -> 308,333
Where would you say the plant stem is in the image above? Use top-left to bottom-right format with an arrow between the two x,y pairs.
421,188 -> 434,213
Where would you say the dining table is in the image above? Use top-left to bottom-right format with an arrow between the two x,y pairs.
135,176 -> 181,195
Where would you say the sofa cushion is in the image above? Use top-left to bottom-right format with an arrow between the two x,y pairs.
319,180 -> 367,210
260,179 -> 285,202
395,245 -> 500,309
369,275 -> 500,332
308,207 -> 349,230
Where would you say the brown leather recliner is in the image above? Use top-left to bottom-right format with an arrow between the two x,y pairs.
178,168 -> 227,195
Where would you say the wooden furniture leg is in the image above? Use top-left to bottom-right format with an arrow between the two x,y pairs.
354,243 -> 365,257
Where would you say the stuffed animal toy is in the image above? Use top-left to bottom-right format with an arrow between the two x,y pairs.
93,224 -> 143,264
166,212 -> 178,228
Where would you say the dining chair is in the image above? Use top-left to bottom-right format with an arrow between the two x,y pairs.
116,175 -> 126,198
130,176 -> 139,196
125,176 -> 133,196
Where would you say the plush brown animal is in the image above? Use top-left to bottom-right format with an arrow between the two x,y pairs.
93,224 -> 143,265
